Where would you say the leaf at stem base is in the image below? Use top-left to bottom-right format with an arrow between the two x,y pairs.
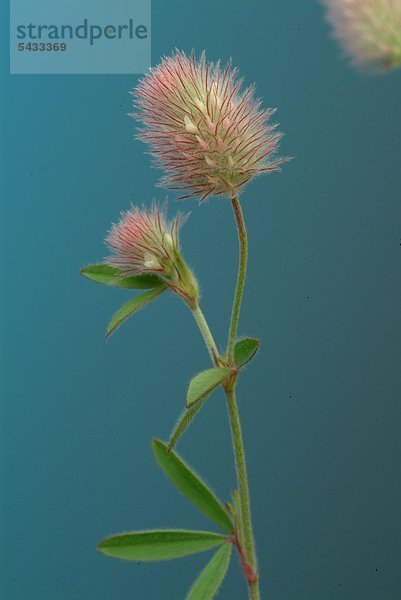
152,439 -> 234,534
97,530 -> 226,561
186,542 -> 232,600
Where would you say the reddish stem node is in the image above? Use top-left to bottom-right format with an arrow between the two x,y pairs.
230,532 -> 258,585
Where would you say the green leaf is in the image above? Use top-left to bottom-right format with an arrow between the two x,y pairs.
168,398 -> 207,452
186,368 -> 231,408
152,439 -> 234,534
81,264 -> 163,289
106,287 -> 166,338
234,338 -> 260,368
97,530 -> 226,562
186,543 -> 232,600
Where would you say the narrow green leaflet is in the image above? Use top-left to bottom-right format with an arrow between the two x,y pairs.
106,286 -> 166,338
186,368 -> 231,408
168,398 -> 207,452
97,530 -> 226,561
81,264 -> 163,289
186,543 -> 232,600
234,338 -> 260,368
152,439 -> 234,534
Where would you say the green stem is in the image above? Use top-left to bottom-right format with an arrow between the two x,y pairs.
190,194 -> 260,598
227,194 -> 248,362
226,382 -> 260,600
226,193 -> 260,598
191,304 -> 219,365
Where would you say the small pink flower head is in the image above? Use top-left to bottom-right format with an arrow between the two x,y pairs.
323,0 -> 401,70
132,51 -> 286,201
106,203 -> 198,305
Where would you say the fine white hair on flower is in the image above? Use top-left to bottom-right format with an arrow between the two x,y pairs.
105,202 -> 199,305
323,0 -> 401,71
105,202 -> 185,278
132,50 -> 288,202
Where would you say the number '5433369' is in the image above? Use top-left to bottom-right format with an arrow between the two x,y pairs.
18,42 -> 67,51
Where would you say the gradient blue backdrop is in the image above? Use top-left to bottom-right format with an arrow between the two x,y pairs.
1,1 -> 401,598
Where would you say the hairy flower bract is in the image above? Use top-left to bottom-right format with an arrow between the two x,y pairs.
133,51 -> 285,201
106,203 -> 198,304
323,0 -> 401,70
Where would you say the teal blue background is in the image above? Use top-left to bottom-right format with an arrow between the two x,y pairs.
1,1 -> 401,598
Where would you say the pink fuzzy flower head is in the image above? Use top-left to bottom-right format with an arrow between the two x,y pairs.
132,51 -> 286,201
106,203 -> 198,305
323,0 -> 401,70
